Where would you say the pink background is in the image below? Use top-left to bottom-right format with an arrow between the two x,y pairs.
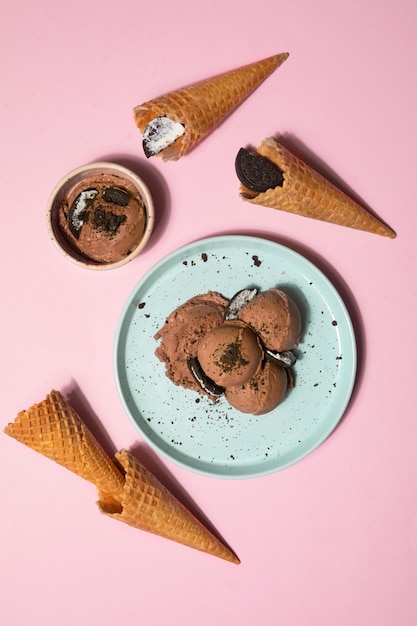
1,1 -> 417,624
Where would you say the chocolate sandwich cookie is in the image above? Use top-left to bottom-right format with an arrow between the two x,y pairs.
235,147 -> 284,192
188,356 -> 225,397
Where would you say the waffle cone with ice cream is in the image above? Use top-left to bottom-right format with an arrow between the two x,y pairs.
4,390 -> 239,564
134,53 -> 289,161
237,138 -> 396,238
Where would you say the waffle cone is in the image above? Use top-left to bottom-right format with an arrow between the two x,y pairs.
98,449 -> 240,564
240,138 -> 396,238
134,53 -> 288,161
4,391 -> 239,563
3,389 -> 125,505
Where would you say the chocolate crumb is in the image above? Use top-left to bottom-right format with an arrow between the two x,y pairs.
89,206 -> 127,236
216,341 -> 249,373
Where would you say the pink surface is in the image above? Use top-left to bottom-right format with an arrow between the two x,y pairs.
1,1 -> 417,624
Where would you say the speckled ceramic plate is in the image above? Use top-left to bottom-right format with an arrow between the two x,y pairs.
114,235 -> 356,478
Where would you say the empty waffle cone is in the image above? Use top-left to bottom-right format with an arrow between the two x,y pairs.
3,389 -> 125,506
134,53 -> 288,161
4,390 -> 239,563
98,449 -> 240,564
240,138 -> 396,238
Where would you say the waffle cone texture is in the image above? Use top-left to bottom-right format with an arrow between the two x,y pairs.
4,390 -> 239,564
240,138 -> 396,238
134,53 -> 288,161
99,449 -> 239,562
3,389 -> 125,508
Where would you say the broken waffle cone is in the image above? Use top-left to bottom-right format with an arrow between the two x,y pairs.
4,390 -> 240,563
134,53 -> 289,161
98,449 -> 240,564
3,389 -> 125,506
240,138 -> 396,238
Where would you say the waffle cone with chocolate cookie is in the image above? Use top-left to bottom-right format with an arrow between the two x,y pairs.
134,54 -> 288,161
4,390 -> 239,563
237,138 -> 396,238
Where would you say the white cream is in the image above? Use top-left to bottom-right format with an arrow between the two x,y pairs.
70,188 -> 98,233
143,116 -> 185,157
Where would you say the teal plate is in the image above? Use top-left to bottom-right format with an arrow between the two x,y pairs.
114,235 -> 356,479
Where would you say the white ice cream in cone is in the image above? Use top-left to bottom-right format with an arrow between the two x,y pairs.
134,54 -> 289,161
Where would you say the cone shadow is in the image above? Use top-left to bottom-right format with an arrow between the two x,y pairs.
62,380 -> 120,459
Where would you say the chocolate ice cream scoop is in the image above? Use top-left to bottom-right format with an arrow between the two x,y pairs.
154,292 -> 228,395
239,288 -> 301,352
197,320 -> 263,387
225,359 -> 288,415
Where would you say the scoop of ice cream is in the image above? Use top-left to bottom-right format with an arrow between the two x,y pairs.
57,173 -> 146,264
225,359 -> 288,415
239,288 -> 301,352
154,292 -> 228,394
197,320 -> 263,387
